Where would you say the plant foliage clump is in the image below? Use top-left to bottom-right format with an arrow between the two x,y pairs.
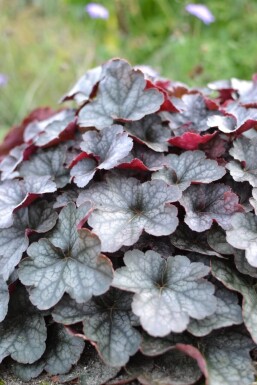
1,59 -> 257,385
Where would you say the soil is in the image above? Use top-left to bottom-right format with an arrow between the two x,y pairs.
0,364 -> 55,385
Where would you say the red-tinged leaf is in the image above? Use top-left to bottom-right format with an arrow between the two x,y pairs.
207,103 -> 257,135
168,132 -> 216,150
118,158 -> 149,171
145,79 -> 180,112
0,143 -> 36,180
24,110 -> 76,147
61,65 -> 102,104
0,107 -> 57,158
0,177 -> 56,229
118,144 -> 165,171
0,200 -> 58,280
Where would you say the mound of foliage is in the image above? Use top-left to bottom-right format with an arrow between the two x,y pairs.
1,59 -> 257,385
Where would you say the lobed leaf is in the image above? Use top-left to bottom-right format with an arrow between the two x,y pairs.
118,143 -> 165,171
112,250 -> 216,336
207,103 -> 257,134
0,201 -> 58,280
180,183 -> 243,232
170,223 -> 222,257
207,225 -> 235,255
137,350 -> 202,385
24,109 -> 76,146
77,176 -> 180,252
152,150 -> 225,192
78,59 -> 164,129
0,176 -> 56,228
19,146 -> 70,188
141,329 -> 255,385
18,203 -> 113,309
187,286 -> 243,336
125,114 -> 171,152
53,288 -> 141,366
61,65 -> 102,104
234,249 -> 257,278
71,125 -> 133,187
0,285 -> 47,364
167,93 -> 218,133
12,324 -> 85,380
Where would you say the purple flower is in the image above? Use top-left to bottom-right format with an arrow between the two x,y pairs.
0,74 -> 8,87
185,4 -> 215,24
85,3 -> 109,19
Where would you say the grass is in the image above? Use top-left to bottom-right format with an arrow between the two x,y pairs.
1,0 -> 257,140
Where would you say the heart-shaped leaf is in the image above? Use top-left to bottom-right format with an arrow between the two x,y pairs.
112,250 -> 216,336
18,203 -> 113,309
77,176 -> 180,252
180,183 -> 243,232
152,150 -> 225,192
78,59 -> 164,129
53,288 -> 141,366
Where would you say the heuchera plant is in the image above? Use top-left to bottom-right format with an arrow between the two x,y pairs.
1,59 -> 257,385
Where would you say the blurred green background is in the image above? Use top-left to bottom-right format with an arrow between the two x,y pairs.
1,0 -> 257,140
